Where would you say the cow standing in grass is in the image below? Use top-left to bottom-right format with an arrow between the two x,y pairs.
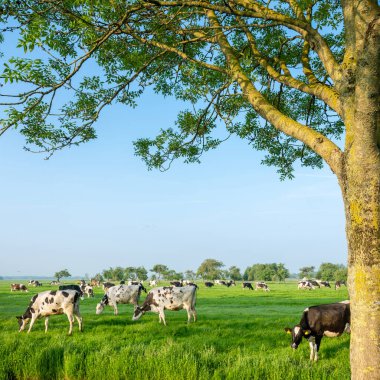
96,284 -> 145,315
11,284 -> 28,292
132,286 -> 197,325
16,290 -> 83,335
284,301 -> 350,361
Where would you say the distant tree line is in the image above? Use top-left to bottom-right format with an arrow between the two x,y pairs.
56,259 -> 346,283
299,263 -> 348,282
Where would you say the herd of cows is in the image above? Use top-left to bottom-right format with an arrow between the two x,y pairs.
9,278 -> 350,361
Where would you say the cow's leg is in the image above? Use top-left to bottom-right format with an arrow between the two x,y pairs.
314,336 -> 322,361
44,317 -> 49,333
193,308 -> 197,322
308,337 -> 316,361
27,315 -> 38,333
74,305 -> 83,332
66,312 -> 74,335
159,309 -> 166,326
185,307 -> 191,323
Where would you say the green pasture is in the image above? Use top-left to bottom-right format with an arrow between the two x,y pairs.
0,281 -> 350,380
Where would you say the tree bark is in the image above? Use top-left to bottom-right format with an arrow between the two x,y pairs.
340,3 -> 380,378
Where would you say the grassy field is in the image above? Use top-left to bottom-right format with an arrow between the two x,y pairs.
0,280 -> 350,380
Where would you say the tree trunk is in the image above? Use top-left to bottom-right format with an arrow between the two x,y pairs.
339,3 -> 380,378
342,162 -> 380,379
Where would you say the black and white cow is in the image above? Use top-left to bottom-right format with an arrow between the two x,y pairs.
16,290 -> 83,335
149,280 -> 158,286
204,282 -> 214,288
132,286 -> 197,325
226,280 -> 236,287
11,284 -> 28,292
255,282 -> 270,291
96,284 -> 145,315
319,281 -> 331,288
28,280 -> 42,287
242,282 -> 254,290
50,281 -> 60,285
102,282 -> 115,292
80,284 -> 94,298
170,281 -> 183,287
298,281 -> 315,290
59,284 -> 84,300
335,281 -> 346,290
284,301 -> 350,361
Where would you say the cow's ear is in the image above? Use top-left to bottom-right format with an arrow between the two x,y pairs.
304,330 -> 311,336
284,328 -> 292,334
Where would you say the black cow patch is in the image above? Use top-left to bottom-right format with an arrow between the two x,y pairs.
62,291 -> 69,297
73,291 -> 80,303
52,309 -> 57,313
50,290 -> 57,296
45,297 -> 49,303
30,307 -> 35,313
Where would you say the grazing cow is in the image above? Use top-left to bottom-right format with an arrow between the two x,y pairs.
28,280 -> 42,287
82,285 -> 94,298
50,281 -> 60,285
186,282 -> 198,288
255,282 -> 270,291
132,286 -> 197,325
102,282 -> 115,292
214,280 -> 226,285
308,280 -> 320,288
149,280 -> 158,287
90,279 -> 101,287
226,280 -> 236,287
11,284 -> 28,292
298,281 -> 315,290
170,281 -> 183,287
204,282 -> 214,288
16,290 -> 83,335
285,301 -> 350,361
96,284 -> 145,315
319,281 -> 331,288
335,281 -> 346,290
242,282 -> 254,290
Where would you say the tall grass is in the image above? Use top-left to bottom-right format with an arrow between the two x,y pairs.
0,281 -> 350,379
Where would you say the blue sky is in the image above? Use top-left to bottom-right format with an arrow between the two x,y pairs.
0,86 -> 347,277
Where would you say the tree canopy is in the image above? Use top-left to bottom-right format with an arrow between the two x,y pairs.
0,0 -> 345,179
54,269 -> 71,281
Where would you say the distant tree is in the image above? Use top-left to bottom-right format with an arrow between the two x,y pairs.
135,266 -> 148,281
102,268 -> 114,281
124,267 -> 137,280
165,270 -> 183,281
197,259 -> 224,280
316,263 -> 347,281
228,266 -> 242,281
112,266 -> 125,281
244,263 -> 289,281
334,267 -> 348,282
54,269 -> 71,282
184,270 -> 197,280
276,263 -> 290,282
150,264 -> 169,280
299,266 -> 315,279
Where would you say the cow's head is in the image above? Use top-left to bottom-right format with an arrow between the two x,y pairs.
16,310 -> 32,332
95,294 -> 108,314
284,325 -> 311,349
132,304 -> 151,321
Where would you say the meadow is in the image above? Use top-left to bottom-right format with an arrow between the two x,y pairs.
0,281 -> 350,380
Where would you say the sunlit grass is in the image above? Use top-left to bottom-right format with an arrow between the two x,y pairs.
0,281 -> 350,379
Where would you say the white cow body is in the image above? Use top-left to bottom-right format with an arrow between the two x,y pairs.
17,290 -> 82,335
132,286 -> 197,325
96,285 -> 143,315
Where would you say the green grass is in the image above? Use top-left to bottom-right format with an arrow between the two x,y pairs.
0,281 -> 350,380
